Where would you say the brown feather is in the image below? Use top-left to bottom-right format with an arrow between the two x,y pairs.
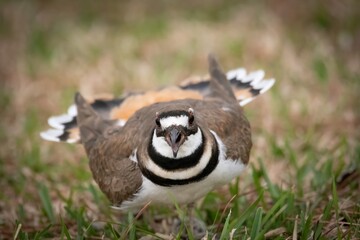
110,87 -> 202,121
75,93 -> 143,205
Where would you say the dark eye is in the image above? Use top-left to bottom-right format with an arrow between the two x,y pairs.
189,115 -> 194,125
155,118 -> 161,127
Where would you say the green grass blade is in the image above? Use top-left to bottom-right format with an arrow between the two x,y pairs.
313,198 -> 334,239
34,224 -> 52,239
250,207 -> 263,240
38,183 -> 55,223
61,218 -> 72,240
258,158 -> 280,200
107,222 -> 121,239
128,212 -> 136,240
231,190 -> 264,230
88,183 -> 101,205
258,204 -> 288,238
262,192 -> 288,225
185,226 -> 195,240
75,207 -> 85,240
332,177 -> 342,240
251,163 -> 264,197
220,210 -> 232,240
300,212 -> 313,240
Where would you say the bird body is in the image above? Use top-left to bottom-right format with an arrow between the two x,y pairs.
114,99 -> 248,209
41,55 -> 275,210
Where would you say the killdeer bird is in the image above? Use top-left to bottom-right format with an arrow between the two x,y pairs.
41,55 -> 275,210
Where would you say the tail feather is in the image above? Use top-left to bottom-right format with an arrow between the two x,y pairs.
48,114 -> 75,130
40,129 -> 63,142
226,68 -> 247,80
40,63 -> 275,144
41,124 -> 80,143
225,67 -> 275,106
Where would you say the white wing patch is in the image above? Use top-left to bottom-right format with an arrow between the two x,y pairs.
226,68 -> 247,80
40,129 -> 62,142
256,79 -> 275,94
48,114 -> 73,130
226,67 -> 275,106
67,104 -> 77,116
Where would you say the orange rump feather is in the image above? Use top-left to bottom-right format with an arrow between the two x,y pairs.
110,87 -> 202,120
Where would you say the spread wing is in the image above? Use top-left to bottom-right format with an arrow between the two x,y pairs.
41,58 -> 275,143
75,93 -> 143,205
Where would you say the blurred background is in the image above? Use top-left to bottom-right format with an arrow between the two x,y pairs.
0,0 -> 359,238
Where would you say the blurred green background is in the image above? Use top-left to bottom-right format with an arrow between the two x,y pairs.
0,0 -> 359,239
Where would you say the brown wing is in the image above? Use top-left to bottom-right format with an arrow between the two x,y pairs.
195,100 -> 252,164
40,57 -> 274,143
75,93 -> 142,205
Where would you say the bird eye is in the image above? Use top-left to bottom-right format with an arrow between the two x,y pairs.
155,118 -> 161,127
155,112 -> 161,127
188,115 -> 194,125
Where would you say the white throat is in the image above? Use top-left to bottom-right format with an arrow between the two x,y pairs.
152,127 -> 202,159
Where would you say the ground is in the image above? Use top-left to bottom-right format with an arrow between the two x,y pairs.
0,0 -> 359,239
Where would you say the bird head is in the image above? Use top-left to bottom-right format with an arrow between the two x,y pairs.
153,108 -> 199,158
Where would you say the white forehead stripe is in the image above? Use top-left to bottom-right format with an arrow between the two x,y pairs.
160,115 -> 189,128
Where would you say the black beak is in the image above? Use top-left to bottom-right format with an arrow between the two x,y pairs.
168,128 -> 182,158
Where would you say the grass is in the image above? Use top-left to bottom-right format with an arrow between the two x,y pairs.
1,0 -> 359,239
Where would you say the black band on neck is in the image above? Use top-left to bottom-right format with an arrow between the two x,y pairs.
148,131 -> 205,171
141,133 -> 219,187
